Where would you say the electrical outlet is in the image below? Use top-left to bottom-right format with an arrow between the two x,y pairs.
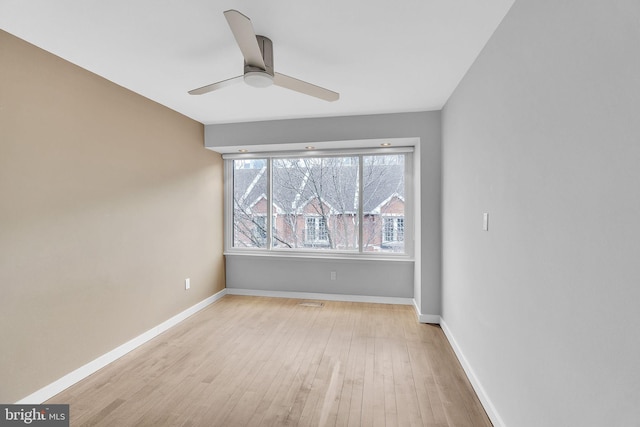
185,278 -> 190,290
483,213 -> 489,231
330,271 -> 337,281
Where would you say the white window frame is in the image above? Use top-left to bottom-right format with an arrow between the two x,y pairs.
224,147 -> 414,260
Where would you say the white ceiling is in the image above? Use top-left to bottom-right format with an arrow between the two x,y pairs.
0,0 -> 514,125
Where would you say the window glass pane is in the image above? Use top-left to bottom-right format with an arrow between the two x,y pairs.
383,218 -> 394,242
397,218 -> 404,241
305,217 -> 316,242
229,151 -> 409,256
233,159 -> 268,248
318,217 -> 328,241
254,216 -> 267,244
362,154 -> 405,253
272,157 -> 359,251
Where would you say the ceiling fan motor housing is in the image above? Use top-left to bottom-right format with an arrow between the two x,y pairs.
244,35 -> 274,87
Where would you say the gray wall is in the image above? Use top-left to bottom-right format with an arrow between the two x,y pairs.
226,255 -> 414,298
442,1 -> 640,426
206,112 -> 441,314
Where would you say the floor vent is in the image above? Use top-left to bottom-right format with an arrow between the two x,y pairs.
298,302 -> 324,308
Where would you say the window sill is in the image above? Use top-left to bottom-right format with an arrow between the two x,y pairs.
224,250 -> 414,263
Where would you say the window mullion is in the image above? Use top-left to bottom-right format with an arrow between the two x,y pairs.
225,160 -> 234,251
358,154 -> 364,253
267,158 -> 273,249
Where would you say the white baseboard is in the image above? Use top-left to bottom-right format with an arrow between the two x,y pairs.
16,289 -> 228,404
417,312 -> 441,323
412,299 -> 441,324
440,319 -> 505,427
226,288 -> 413,306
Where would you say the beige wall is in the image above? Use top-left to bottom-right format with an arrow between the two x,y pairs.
0,30 -> 225,403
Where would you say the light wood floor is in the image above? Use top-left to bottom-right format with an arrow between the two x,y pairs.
47,295 -> 491,426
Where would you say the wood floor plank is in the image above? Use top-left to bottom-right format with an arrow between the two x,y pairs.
381,339 -> 398,427
46,295 -> 492,427
295,301 -> 344,427
245,301 -> 325,426
334,305 -> 363,427
322,303 -> 356,427
391,340 -> 423,426
406,340 -> 448,427
344,337 -> 366,427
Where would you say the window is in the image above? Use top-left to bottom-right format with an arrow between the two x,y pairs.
382,217 -> 404,252
228,149 -> 412,256
232,159 -> 268,248
384,218 -> 395,242
305,216 -> 328,246
270,156 -> 359,251
361,154 -> 406,253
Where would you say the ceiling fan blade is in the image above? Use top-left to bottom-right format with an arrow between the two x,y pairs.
188,75 -> 243,95
224,9 -> 266,69
273,73 -> 339,102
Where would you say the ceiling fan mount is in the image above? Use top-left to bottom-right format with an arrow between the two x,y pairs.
189,10 -> 339,102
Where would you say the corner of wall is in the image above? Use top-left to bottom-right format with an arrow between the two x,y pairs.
412,299 -> 441,324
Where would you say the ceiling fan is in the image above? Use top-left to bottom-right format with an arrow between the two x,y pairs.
188,10 -> 339,102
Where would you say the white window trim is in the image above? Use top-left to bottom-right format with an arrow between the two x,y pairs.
224,146 -> 415,261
